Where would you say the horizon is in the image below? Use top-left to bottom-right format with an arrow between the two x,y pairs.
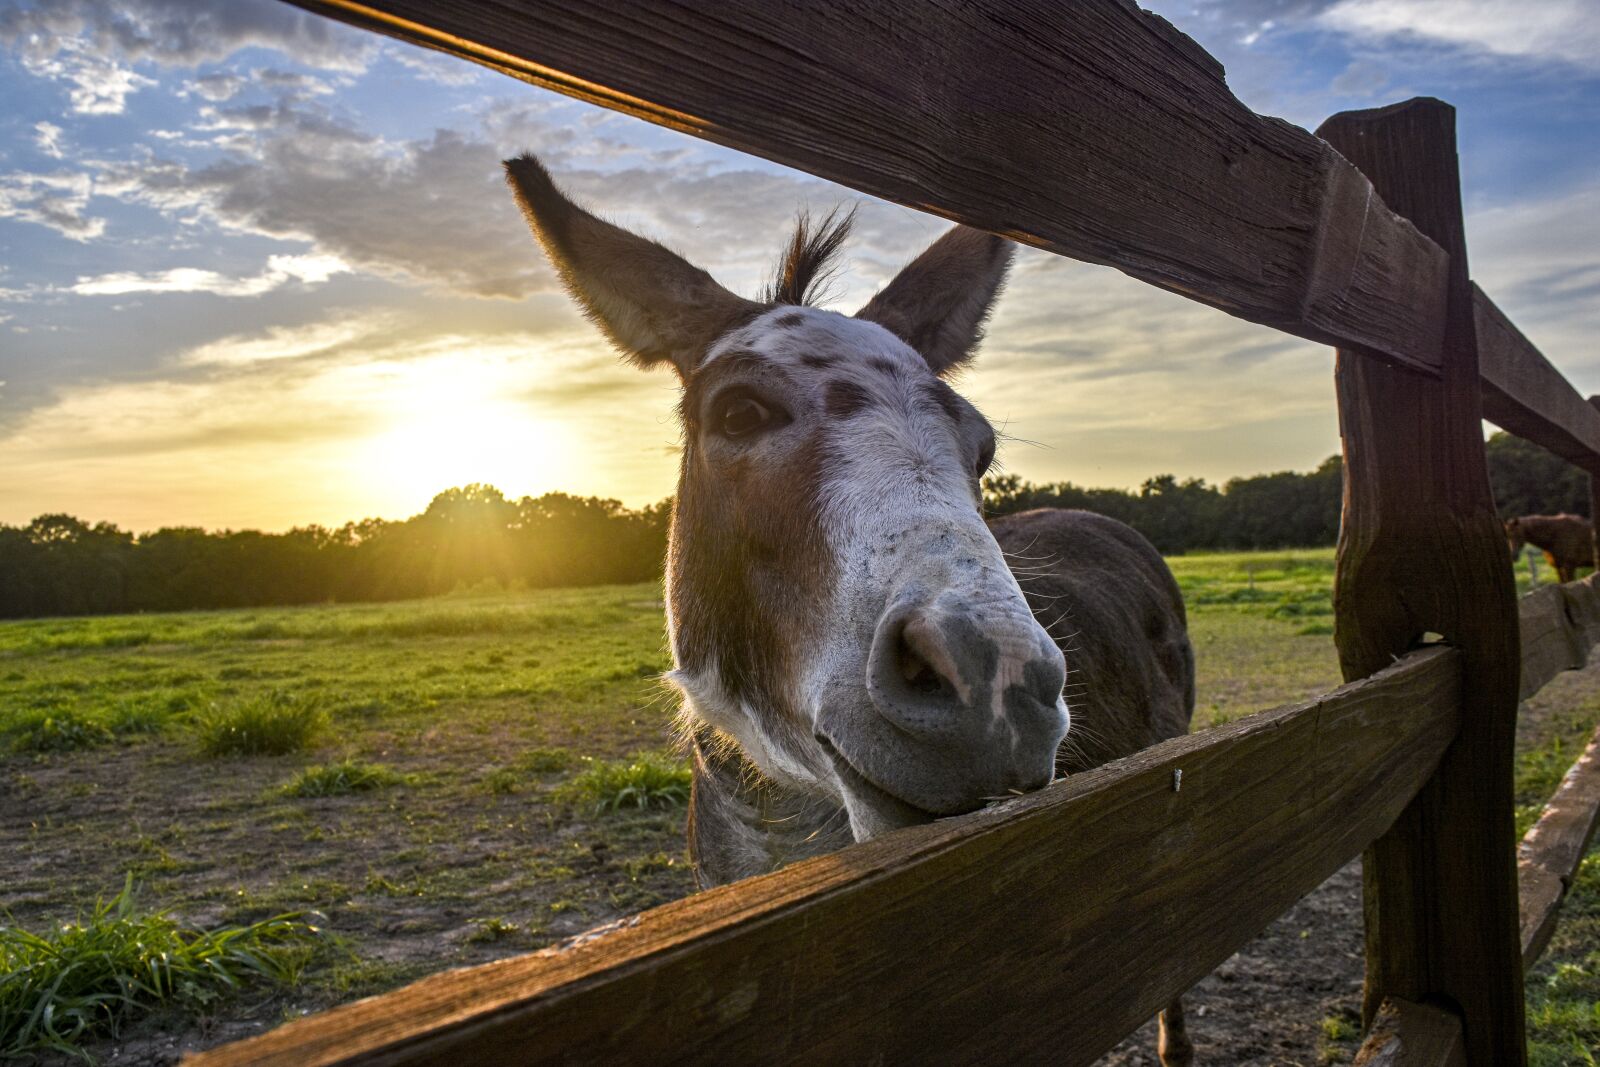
6,450 -> 1347,536
1,0 -> 1595,531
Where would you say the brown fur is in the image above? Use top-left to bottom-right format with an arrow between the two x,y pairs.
764,208 -> 855,307
857,226 -> 1012,374
987,509 -> 1194,772
1506,514 -> 1594,583
504,154 -> 762,373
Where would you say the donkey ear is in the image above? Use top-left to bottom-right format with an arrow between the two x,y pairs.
505,154 -> 761,375
855,226 -> 1013,375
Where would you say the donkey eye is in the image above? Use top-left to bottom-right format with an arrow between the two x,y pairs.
718,395 -> 773,438
975,438 -> 996,478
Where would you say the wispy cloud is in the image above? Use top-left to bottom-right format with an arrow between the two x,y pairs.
1319,0 -> 1600,74
32,121 -> 63,159
180,71 -> 244,102
19,42 -> 153,114
175,315 -> 391,367
69,252 -> 350,297
0,170 -> 104,240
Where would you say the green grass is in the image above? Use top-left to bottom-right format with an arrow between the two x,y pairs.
0,875 -> 322,1059
279,759 -> 413,798
195,692 -> 328,757
4,709 -> 114,754
1317,1009 -> 1360,1063
1,565 -> 1595,1060
555,753 -> 692,812
1527,851 -> 1600,1066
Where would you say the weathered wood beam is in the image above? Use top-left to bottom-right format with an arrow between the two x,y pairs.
1476,288 -> 1600,475
1590,396 -> 1600,564
1519,723 -> 1600,968
1320,99 -> 1526,1066
188,648 -> 1461,1067
1517,575 -> 1600,701
1351,997 -> 1466,1067
283,0 -> 1449,374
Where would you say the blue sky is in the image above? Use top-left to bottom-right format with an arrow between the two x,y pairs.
0,0 -> 1595,531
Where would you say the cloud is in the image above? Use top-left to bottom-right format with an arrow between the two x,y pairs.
1329,58 -> 1388,96
388,45 -> 480,87
175,315 -> 392,367
0,170 -> 104,239
32,121 -> 64,158
19,41 -> 154,114
69,252 -> 350,296
74,92 -> 895,301
1319,0 -> 1600,73
0,0 -> 376,72
1468,182 -> 1600,383
181,72 -> 244,101
254,68 -> 334,96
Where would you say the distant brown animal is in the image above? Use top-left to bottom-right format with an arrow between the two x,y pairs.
1506,514 -> 1595,583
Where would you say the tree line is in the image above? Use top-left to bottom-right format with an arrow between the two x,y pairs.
0,486 -> 669,619
0,433 -> 1586,619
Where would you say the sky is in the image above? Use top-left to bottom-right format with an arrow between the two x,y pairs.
0,0 -> 1595,532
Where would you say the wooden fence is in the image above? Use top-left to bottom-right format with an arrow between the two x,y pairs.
191,3 -> 1600,1064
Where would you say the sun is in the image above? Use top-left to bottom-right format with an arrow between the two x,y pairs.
356,352 -> 575,511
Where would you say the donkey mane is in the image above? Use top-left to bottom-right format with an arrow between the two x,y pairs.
763,207 -> 856,307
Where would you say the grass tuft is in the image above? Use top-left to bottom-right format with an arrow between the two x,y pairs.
0,875 -> 322,1059
194,692 -> 326,757
516,747 -> 575,774
555,752 -> 691,812
279,758 -> 412,798
6,710 -> 113,754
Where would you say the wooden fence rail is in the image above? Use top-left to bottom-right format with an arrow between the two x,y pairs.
191,649 -> 1463,1067
198,2 -> 1600,1064
293,0 -> 1600,472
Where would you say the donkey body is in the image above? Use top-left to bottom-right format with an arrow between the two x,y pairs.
1507,514 -> 1594,583
505,156 -> 1196,1066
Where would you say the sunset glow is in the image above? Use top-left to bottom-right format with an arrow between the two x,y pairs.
0,1 -> 1594,533
357,356 -> 577,509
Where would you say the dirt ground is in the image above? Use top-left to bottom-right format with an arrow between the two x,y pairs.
1100,860 -> 1365,1066
1100,658 -> 1600,1067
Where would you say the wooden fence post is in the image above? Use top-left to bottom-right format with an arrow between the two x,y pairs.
1589,396 -> 1600,569
1317,99 -> 1526,1066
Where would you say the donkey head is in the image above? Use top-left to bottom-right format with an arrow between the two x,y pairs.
506,155 -> 1068,841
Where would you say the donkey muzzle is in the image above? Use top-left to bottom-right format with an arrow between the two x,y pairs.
818,592 -> 1068,823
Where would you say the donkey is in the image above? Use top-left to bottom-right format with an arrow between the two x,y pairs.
1506,513 -> 1595,583
505,154 -> 1197,1066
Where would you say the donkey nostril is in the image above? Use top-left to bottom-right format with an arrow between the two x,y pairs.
897,618 -> 951,697
901,651 -> 944,695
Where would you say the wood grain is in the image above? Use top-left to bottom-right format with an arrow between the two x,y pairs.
1517,575 -> 1600,701
186,649 -> 1461,1067
1518,584 -> 1584,701
1351,997 -> 1465,1067
1519,723 -> 1600,967
1476,288 -> 1600,474
284,0 -> 1450,374
1319,99 -> 1527,1065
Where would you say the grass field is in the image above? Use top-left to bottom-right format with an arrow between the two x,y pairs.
2,549 -> 1596,1063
